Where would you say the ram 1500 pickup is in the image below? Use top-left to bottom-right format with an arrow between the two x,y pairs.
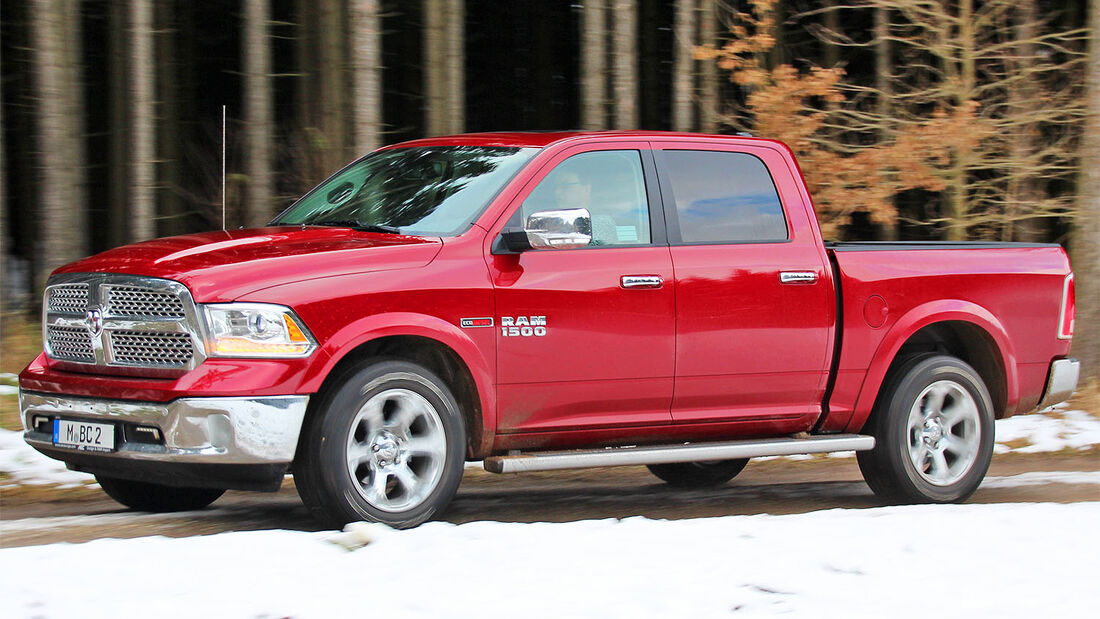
20,132 -> 1079,527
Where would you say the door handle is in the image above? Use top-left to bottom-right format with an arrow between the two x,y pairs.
779,271 -> 818,284
621,275 -> 664,289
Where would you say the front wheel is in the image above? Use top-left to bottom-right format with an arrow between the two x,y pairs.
294,359 -> 466,529
857,354 -> 994,504
96,476 -> 225,512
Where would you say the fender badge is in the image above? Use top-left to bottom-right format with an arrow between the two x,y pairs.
460,317 -> 494,328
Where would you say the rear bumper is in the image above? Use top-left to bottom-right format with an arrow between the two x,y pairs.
20,391 -> 308,490
1037,358 -> 1079,410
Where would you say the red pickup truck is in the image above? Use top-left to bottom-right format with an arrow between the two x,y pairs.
20,131 -> 1079,528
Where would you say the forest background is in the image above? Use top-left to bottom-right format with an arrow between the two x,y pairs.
0,0 -> 1097,379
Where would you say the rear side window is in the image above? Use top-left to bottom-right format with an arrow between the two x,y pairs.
662,150 -> 787,243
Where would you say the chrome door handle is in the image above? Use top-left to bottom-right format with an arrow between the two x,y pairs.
779,271 -> 818,284
621,275 -> 664,289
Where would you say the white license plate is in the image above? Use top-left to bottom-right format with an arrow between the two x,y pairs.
53,419 -> 116,452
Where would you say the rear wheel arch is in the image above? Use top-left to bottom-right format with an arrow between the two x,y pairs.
850,306 -> 1017,433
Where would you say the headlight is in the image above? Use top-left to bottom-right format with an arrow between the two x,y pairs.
202,303 -> 316,358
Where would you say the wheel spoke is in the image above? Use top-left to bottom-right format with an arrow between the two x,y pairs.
366,470 -> 390,503
390,394 -> 422,433
923,384 -> 949,416
346,442 -> 372,472
392,463 -> 421,497
359,398 -> 386,433
943,434 -> 974,463
928,449 -> 949,479
404,436 -> 445,459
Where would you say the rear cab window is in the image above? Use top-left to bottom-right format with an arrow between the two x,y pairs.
657,150 -> 788,244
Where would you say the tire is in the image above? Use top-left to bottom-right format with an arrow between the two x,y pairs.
294,358 -> 466,529
647,459 -> 749,488
857,354 -> 995,504
96,476 -> 225,512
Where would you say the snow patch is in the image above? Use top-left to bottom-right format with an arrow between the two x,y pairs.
0,428 -> 96,488
1,502 -> 1097,618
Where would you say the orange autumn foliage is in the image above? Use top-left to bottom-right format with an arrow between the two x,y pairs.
697,0 -> 986,237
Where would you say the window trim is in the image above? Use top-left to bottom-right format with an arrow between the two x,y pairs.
492,145 -> 668,252
653,148 -> 792,247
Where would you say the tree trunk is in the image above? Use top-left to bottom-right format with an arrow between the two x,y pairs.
946,0 -> 976,241
612,0 -> 637,129
108,0 -> 130,247
244,0 -> 274,228
445,0 -> 465,134
672,0 -> 695,132
699,0 -> 718,133
157,0 -> 184,236
130,0 -> 157,241
823,0 -> 839,68
320,0 -> 347,169
32,0 -> 88,289
875,4 -> 896,240
424,0 -> 447,136
350,0 -> 383,155
1003,0 -> 1043,242
1071,0 -> 1100,378
580,0 -> 606,130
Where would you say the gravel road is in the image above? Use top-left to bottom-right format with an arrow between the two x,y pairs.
2,451 -> 1096,549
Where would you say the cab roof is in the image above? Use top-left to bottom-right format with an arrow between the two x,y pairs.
382,130 -> 772,151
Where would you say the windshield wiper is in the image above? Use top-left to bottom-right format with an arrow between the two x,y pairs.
305,220 -> 401,234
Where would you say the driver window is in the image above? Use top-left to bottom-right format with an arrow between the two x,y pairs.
522,150 -> 651,246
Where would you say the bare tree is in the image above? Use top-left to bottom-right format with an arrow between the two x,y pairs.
698,0 -> 719,133
580,0 -> 607,129
320,0 -> 347,169
31,0 -> 88,288
612,0 -> 638,129
244,0 -> 274,228
350,0 -> 383,155
425,0 -> 446,136
446,0 -> 465,134
673,0 -> 696,132
130,0 -> 157,241
1072,0 -> 1099,379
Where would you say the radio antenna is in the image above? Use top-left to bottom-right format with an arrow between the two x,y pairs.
221,105 -> 227,231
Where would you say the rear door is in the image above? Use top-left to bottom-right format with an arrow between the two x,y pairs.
489,143 -> 676,434
654,142 -> 834,428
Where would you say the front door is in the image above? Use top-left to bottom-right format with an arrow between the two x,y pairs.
490,144 -> 675,434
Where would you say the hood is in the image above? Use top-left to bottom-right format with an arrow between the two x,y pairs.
54,227 -> 443,301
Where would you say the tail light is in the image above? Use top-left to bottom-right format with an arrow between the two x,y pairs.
1058,274 -> 1075,340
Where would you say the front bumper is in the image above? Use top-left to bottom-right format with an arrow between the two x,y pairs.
20,391 -> 308,490
1037,358 -> 1080,410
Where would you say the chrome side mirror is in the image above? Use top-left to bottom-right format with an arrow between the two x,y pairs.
500,208 -> 592,252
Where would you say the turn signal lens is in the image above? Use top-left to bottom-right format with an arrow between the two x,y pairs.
202,303 -> 317,357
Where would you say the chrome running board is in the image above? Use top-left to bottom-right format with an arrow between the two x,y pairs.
483,434 -> 875,474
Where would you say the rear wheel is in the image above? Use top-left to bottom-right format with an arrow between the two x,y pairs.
647,459 -> 749,488
294,359 -> 466,529
857,354 -> 994,503
96,476 -> 225,512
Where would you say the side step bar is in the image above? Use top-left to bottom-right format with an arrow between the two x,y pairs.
484,434 -> 875,474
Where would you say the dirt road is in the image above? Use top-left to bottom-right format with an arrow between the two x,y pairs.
2,451 -> 1096,549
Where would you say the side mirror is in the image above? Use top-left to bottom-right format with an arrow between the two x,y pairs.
501,208 -> 592,252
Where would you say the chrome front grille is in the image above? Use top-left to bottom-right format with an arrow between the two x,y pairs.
106,286 -> 186,319
42,274 -> 205,373
46,326 -> 95,362
48,284 -> 90,314
109,331 -> 195,366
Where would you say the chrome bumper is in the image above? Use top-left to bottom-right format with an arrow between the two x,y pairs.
1037,358 -> 1080,410
20,391 -> 308,465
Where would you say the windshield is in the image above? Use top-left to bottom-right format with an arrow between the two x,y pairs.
271,146 -> 538,236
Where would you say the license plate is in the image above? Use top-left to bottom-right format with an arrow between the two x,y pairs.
53,419 -> 116,452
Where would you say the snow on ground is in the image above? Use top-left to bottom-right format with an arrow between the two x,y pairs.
1,404 -> 1098,488
2,502 -> 1097,618
0,372 -> 17,396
